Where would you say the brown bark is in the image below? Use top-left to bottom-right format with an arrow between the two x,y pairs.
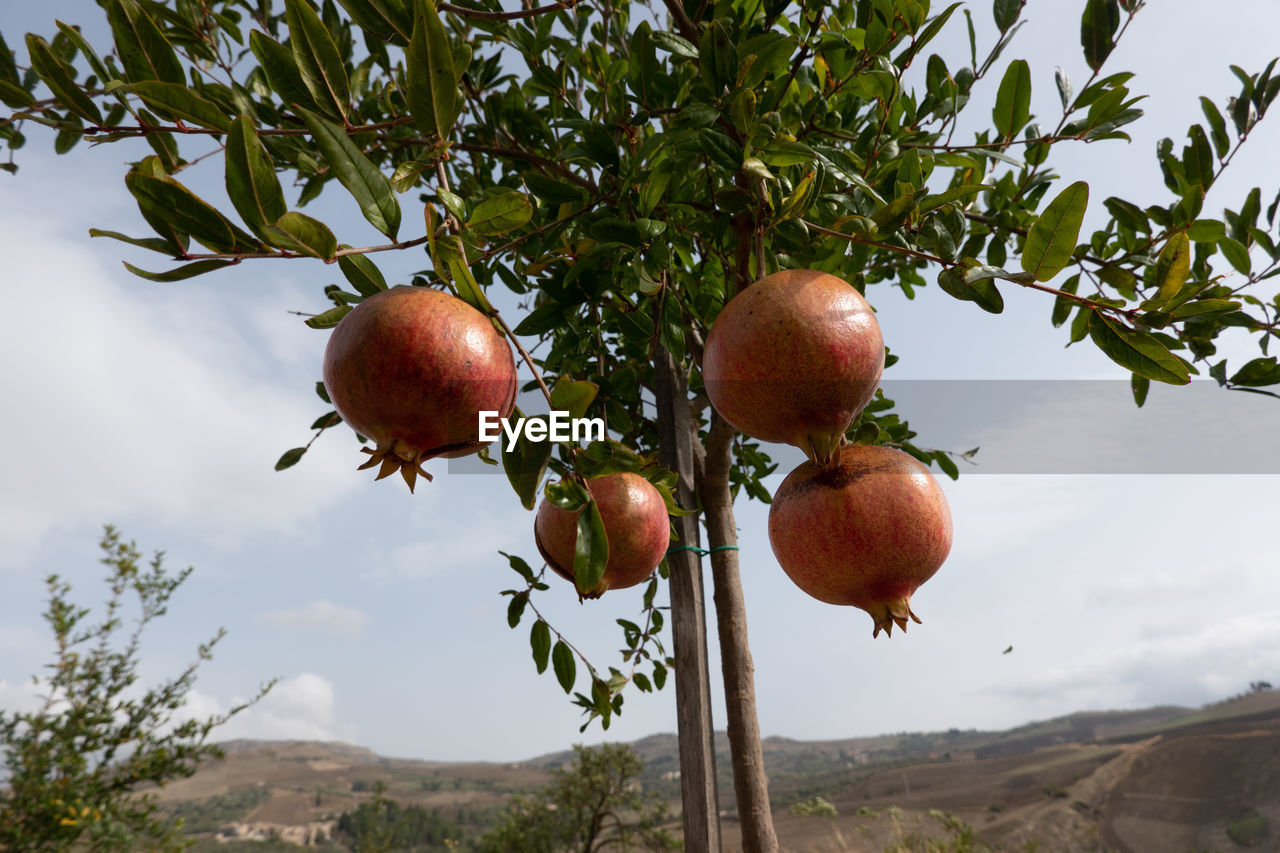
653,345 -> 722,853
698,412 -> 778,853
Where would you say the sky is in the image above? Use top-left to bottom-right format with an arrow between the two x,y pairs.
1,0 -> 1279,764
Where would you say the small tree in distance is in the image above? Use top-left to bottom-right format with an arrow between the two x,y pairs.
0,526 -> 273,853
478,743 -> 680,853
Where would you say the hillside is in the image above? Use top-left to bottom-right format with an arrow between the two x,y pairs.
157,689 -> 1280,851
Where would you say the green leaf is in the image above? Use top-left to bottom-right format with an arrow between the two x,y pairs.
0,79 -> 35,109
468,190 -> 533,236
338,253 -> 388,296
25,35 -> 102,125
1153,231 -> 1191,303
1080,0 -> 1120,72
506,592 -> 526,628
305,304 -> 353,329
104,0 -> 185,85
1104,196 -> 1148,232
573,499 -> 609,596
89,228 -> 180,255
627,21 -> 660,106
336,0 -> 413,45
1200,96 -> 1231,158
552,640 -> 575,693
55,21 -> 111,86
1055,67 -> 1073,109
275,447 -> 307,471
1219,236 -> 1252,274
446,257 -> 492,314
937,264 -> 1005,313
123,82 -> 232,132
225,115 -> 287,237
264,211 -> 338,260
530,620 -> 551,674
524,173 -> 583,205
1021,180 -> 1088,281
992,59 -> 1031,139
550,377 -> 599,420
932,451 -> 959,480
1051,274 -> 1079,327
249,30 -> 318,112
284,0 -> 350,122
918,184 -> 991,214
502,415 -> 554,511
390,159 -> 434,193
405,0 -> 458,140
1130,373 -> 1149,407
299,110 -> 401,239
1186,219 -> 1225,243
651,31 -> 698,59
993,0 -> 1021,31
125,171 -> 259,253
1168,298 -> 1240,322
122,259 -> 235,281
1229,356 -> 1280,387
1088,311 -> 1190,385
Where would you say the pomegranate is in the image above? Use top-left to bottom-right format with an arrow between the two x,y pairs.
768,445 -> 952,637
534,472 -> 671,599
323,286 -> 517,492
702,269 -> 884,468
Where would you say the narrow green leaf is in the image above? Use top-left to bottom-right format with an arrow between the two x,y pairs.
305,304 -> 354,329
249,30 -> 318,113
530,620 -> 551,674
390,159 -> 434,193
125,171 -> 259,253
1080,0 -> 1120,72
0,30 -> 20,87
299,110 -> 400,239
1229,356 -> 1280,387
1219,237 -> 1252,274
1168,298 -> 1240,322
104,0 -> 185,85
651,31 -> 698,59
0,79 -> 35,109
226,115 -> 287,237
123,82 -> 232,132
1055,67 -> 1073,109
938,264 -> 1005,313
550,377 -> 599,421
263,211 -> 338,260
917,184 -> 991,214
1200,96 -> 1230,159
1153,232 -> 1191,303
552,640 -> 575,693
336,0 -> 413,45
1088,311 -> 1190,385
573,499 -> 609,596
275,447 -> 307,471
506,592 -> 526,628
55,21 -> 111,86
1130,373 -> 1149,407
338,253 -> 388,296
1051,274 -> 1080,327
446,258 -> 492,314
405,0 -> 458,139
25,35 -> 102,125
89,228 -> 180,255
502,415 -> 554,511
992,59 -> 1031,139
1021,180 -> 1089,281
284,0 -> 350,123
468,190 -> 533,236
122,259 -> 234,281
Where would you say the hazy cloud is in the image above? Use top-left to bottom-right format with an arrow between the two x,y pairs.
185,673 -> 357,743
259,600 -> 369,638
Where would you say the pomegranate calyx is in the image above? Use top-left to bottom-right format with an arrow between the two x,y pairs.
868,597 -> 923,639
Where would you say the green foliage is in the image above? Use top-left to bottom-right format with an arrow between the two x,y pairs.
1226,810 -> 1269,846
335,783 -> 464,852
0,526 -> 273,853
476,744 -> 679,853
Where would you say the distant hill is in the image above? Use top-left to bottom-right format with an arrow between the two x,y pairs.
160,689 -> 1280,852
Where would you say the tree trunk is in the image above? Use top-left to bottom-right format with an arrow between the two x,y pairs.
653,345 -> 722,853
699,412 -> 778,853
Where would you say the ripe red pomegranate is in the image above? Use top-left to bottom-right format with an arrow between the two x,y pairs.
323,286 -> 517,492
534,472 -> 671,599
702,269 -> 884,468
768,445 -> 952,637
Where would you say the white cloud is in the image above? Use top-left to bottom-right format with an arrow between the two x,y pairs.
0,191 -> 363,570
258,600 -> 368,638
184,673 -> 357,744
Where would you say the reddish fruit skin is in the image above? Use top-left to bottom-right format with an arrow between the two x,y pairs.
768,445 -> 952,637
703,269 -> 884,468
323,286 -> 517,490
534,473 -> 671,599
